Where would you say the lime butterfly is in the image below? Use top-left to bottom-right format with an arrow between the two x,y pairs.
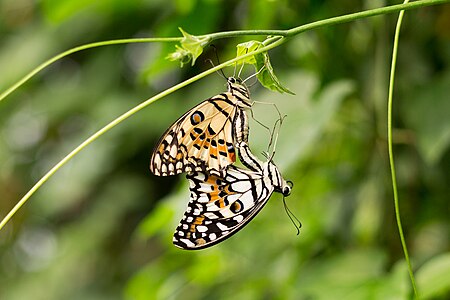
150,77 -> 251,177
172,142 -> 292,250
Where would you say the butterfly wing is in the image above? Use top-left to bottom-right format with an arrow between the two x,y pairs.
150,93 -> 241,176
173,166 -> 274,250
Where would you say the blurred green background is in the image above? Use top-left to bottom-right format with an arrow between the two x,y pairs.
1,0 -> 449,299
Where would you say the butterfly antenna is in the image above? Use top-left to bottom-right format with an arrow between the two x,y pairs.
205,58 -> 227,80
210,45 -> 227,79
283,196 -> 302,235
206,45 -> 227,80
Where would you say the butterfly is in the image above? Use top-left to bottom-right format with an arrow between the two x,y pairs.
150,77 -> 252,177
172,144 -> 293,250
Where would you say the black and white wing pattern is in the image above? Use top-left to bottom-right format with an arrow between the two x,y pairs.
173,158 -> 292,250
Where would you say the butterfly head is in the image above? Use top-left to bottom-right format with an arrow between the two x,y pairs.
284,180 -> 294,197
227,77 -> 251,104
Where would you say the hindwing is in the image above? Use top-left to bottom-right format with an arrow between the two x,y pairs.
173,166 -> 274,250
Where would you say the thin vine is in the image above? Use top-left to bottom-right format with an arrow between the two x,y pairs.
388,0 -> 418,297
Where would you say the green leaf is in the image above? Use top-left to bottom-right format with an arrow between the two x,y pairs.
166,27 -> 210,67
236,40 -> 263,65
236,40 -> 295,94
416,253 -> 450,299
255,52 -> 295,94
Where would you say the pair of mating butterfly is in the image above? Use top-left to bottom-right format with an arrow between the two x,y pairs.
150,76 -> 293,250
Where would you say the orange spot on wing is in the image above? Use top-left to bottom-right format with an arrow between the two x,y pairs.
230,152 -> 236,162
206,176 -> 219,185
193,216 -> 205,225
209,191 -> 220,202
216,199 -> 226,208
210,143 -> 218,159
190,216 -> 205,233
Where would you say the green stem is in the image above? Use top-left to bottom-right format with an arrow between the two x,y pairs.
285,0 -> 448,37
1,0 -> 447,103
204,0 -> 449,40
0,38 -> 181,102
388,0 -> 418,297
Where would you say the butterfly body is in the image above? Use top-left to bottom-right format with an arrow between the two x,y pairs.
150,78 -> 252,177
173,149 -> 291,250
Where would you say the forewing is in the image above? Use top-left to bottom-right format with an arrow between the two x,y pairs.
150,94 -> 239,176
173,166 -> 274,250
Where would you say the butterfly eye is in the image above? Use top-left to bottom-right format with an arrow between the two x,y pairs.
229,77 -> 236,83
283,186 -> 291,196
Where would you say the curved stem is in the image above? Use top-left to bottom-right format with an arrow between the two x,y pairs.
0,38 -> 181,102
204,0 -> 449,40
387,0 -> 418,297
285,0 -> 448,37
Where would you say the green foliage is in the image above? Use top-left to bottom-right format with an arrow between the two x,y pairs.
237,40 -> 295,94
167,28 -> 210,67
0,0 -> 449,299
417,253 -> 450,299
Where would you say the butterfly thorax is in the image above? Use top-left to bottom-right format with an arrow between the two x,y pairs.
227,77 -> 251,108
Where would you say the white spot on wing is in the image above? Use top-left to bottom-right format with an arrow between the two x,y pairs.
170,145 -> 177,157
197,225 -> 208,233
217,223 -> 229,231
204,212 -> 219,219
230,180 -> 251,192
233,215 -> 244,222
179,238 -> 195,247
